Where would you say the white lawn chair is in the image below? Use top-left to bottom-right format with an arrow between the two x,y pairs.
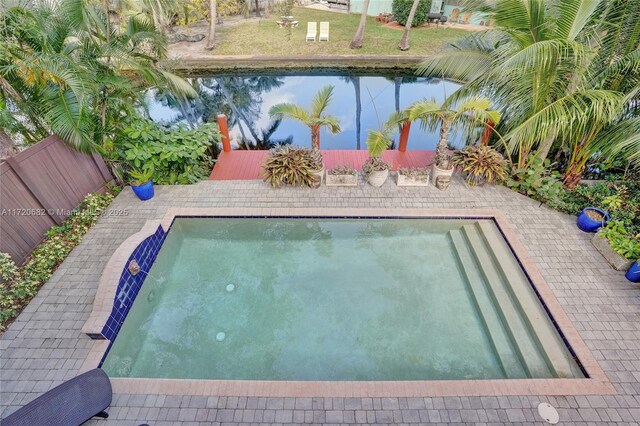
306,22 -> 317,42
319,22 -> 329,41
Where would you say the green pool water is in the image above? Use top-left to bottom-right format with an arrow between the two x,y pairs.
102,218 -> 584,381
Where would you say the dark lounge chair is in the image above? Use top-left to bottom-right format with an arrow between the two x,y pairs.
2,369 -> 112,426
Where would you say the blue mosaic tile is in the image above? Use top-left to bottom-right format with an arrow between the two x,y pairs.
100,224 -> 167,341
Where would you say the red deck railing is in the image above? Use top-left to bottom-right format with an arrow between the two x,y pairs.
210,115 -> 435,181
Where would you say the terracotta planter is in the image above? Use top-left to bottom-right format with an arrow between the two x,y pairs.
396,172 -> 430,187
326,172 -> 358,187
367,169 -> 389,187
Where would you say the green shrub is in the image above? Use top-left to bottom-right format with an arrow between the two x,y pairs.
600,221 -> 640,261
0,192 -> 114,330
114,119 -> 221,185
392,0 -> 432,26
507,157 -> 564,201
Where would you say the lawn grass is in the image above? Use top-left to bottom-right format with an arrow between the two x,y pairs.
212,7 -> 469,56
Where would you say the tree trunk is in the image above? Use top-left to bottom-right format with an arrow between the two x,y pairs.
399,0 -> 420,51
350,0 -> 370,49
435,120 -> 451,168
395,76 -> 402,133
205,0 -> 217,50
354,77 -> 362,150
0,130 -> 19,160
311,124 -> 320,151
255,0 -> 261,17
536,132 -> 556,162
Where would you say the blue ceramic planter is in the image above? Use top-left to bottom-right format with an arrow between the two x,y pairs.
626,262 -> 640,283
131,180 -> 154,201
576,207 -> 609,232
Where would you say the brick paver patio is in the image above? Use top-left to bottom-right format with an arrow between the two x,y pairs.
2,178 -> 639,425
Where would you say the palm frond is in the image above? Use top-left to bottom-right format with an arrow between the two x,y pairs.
310,85 -> 335,118
269,103 -> 312,125
316,116 -> 341,134
505,89 -> 624,153
552,0 -> 602,41
593,117 -> 640,167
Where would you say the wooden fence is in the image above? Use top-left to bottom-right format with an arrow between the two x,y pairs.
1,136 -> 113,264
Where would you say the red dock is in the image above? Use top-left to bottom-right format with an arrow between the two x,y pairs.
209,150 -> 436,180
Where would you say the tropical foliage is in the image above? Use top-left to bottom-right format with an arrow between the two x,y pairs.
417,0 -> 640,187
452,145 -> 508,186
113,119 -> 221,184
269,85 -> 341,151
0,0 -> 195,153
0,192 -> 115,330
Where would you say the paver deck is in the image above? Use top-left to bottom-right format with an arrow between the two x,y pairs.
2,177 -> 640,425
209,150 -> 436,180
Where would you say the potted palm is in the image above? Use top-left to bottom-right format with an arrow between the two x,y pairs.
407,96 -> 501,190
269,85 -> 341,154
363,127 -> 394,187
452,145 -> 508,187
129,167 -> 154,201
326,164 -> 358,187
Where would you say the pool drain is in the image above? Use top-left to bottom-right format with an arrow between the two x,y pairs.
216,332 -> 226,341
226,284 -> 235,292
537,402 -> 559,424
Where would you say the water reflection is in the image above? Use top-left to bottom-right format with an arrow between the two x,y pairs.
147,73 -> 461,150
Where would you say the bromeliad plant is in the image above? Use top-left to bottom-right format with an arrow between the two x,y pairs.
452,145 -> 508,186
262,146 -> 323,188
268,85 -> 341,150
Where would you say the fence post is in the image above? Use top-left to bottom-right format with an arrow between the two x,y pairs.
216,114 -> 231,152
398,122 -> 411,153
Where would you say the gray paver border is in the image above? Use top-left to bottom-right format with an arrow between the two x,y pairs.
81,207 -> 614,397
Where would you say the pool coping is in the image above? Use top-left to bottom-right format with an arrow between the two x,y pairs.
81,207 -> 614,397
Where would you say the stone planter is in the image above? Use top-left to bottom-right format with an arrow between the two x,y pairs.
366,169 -> 389,187
591,231 -> 633,271
326,172 -> 358,187
396,171 -> 430,187
432,164 -> 454,181
311,167 -> 324,187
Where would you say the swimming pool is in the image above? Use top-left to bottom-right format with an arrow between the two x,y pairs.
101,216 -> 584,382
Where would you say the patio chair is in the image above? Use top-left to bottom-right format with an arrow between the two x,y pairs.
449,8 -> 460,23
319,22 -> 330,41
2,369 -> 112,426
460,11 -> 473,24
306,22 -> 317,42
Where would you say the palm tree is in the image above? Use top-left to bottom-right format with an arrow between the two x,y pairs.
269,85 -> 341,150
406,97 -> 501,168
0,0 -> 195,153
350,0 -> 370,49
398,0 -> 421,51
206,0 -> 217,50
416,0 -> 640,187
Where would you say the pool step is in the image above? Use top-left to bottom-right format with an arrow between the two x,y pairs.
449,229 -> 528,379
473,221 -> 580,378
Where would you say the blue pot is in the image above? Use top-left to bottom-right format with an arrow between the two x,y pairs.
131,180 -> 154,201
626,261 -> 640,283
576,207 -> 609,232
